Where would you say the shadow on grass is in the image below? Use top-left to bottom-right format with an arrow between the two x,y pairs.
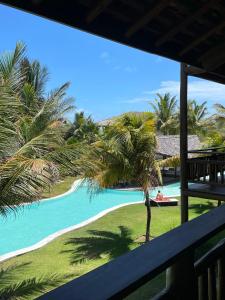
0,262 -> 69,299
189,200 -> 215,215
63,226 -> 134,264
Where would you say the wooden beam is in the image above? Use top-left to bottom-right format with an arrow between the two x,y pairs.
185,65 -> 206,76
86,0 -> 113,24
180,63 -> 188,224
125,0 -> 169,38
200,41 -> 225,71
180,21 -> 225,56
155,0 -> 214,47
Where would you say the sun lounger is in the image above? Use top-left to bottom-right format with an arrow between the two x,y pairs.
150,197 -> 178,206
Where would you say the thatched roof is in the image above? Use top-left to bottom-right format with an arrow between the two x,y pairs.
156,135 -> 201,157
98,118 -> 115,127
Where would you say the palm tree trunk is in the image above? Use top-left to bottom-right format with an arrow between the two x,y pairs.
145,190 -> 151,242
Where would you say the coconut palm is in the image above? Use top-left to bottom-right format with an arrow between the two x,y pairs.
150,93 -> 178,135
213,103 -> 225,123
65,111 -> 99,144
81,113 -> 161,242
187,99 -> 207,135
0,43 -> 80,215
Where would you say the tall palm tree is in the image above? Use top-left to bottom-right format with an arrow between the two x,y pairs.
213,103 -> 225,123
187,99 -> 207,135
0,43 -> 80,215
81,113 -> 161,242
150,93 -> 177,135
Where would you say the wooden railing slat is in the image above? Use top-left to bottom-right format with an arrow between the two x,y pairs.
198,272 -> 208,300
217,254 -> 225,300
208,264 -> 217,300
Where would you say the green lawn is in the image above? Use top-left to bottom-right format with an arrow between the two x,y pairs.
0,190 -> 219,299
42,176 -> 76,198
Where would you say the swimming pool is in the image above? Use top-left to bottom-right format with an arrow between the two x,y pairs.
0,180 -> 180,260
150,181 -> 180,198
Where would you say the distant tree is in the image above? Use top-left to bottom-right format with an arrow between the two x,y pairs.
150,93 -> 178,135
214,103 -> 225,121
65,111 -> 99,144
201,103 -> 225,147
187,99 -> 207,135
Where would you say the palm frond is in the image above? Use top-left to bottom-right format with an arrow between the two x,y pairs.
158,156 -> 180,168
0,273 -> 65,300
0,42 -> 26,91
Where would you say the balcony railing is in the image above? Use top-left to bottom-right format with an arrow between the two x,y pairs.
188,147 -> 225,186
38,204 -> 225,300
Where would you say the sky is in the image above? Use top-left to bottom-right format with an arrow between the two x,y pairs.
1,4 -> 225,121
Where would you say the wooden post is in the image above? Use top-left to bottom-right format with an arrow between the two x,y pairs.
180,63 -> 188,223
166,253 -> 197,299
218,254 -> 225,300
165,64 -> 190,297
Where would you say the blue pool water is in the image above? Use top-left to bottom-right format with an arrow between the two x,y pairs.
150,181 -> 181,198
0,181 -> 180,256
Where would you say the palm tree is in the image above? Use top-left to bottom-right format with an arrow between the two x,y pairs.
150,93 -> 177,135
0,43 -> 80,215
81,113 -> 161,242
213,103 -> 225,123
187,99 -> 207,135
65,111 -> 99,144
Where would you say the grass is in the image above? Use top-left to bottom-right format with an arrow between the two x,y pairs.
0,189 -> 220,299
42,176 -> 76,198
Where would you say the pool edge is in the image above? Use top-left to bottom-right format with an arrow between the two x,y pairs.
0,200 -> 144,262
0,179 -> 180,263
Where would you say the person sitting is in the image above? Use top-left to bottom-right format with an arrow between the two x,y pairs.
156,190 -> 163,201
156,190 -> 168,201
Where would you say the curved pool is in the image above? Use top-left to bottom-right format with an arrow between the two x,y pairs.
0,181 -> 180,260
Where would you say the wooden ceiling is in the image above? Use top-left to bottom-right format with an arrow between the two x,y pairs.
2,0 -> 225,84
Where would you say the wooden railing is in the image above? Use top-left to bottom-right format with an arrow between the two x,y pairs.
188,147 -> 225,185
195,239 -> 225,300
38,204 -> 225,300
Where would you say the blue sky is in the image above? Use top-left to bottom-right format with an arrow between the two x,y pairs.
1,4 -> 225,121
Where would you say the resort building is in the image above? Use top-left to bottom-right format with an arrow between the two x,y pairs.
2,0 -> 225,299
156,135 -> 201,178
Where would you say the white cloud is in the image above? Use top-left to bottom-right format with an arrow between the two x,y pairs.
113,65 -> 121,70
155,56 -> 163,63
100,51 -> 111,64
100,51 -> 136,72
147,80 -> 225,102
100,51 -> 109,59
121,96 -> 150,104
124,66 -> 137,73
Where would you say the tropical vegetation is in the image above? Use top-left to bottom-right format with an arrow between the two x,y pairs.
1,42 -> 225,299
0,42 -> 81,215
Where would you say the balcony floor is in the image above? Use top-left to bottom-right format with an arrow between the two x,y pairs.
187,183 -> 225,201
